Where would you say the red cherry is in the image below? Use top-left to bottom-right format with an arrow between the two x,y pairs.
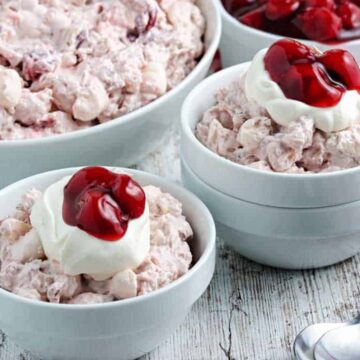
265,0 -> 300,20
304,0 -> 336,9
225,0 -> 259,17
75,189 -> 127,241
318,49 -> 360,91
264,38 -> 360,108
239,6 -> 266,28
263,39 -> 316,79
337,2 -> 360,29
280,63 -> 344,107
226,0 -> 256,7
63,167 -> 146,241
112,175 -> 146,219
295,7 -> 342,41
350,0 -> 360,6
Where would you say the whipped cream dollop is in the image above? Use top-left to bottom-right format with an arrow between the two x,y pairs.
245,49 -> 360,133
30,176 -> 150,281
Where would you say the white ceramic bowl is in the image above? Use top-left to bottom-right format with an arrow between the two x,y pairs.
180,61 -> 360,269
181,158 -> 360,269
0,0 -> 221,190
0,167 -> 216,360
216,0 -> 360,67
181,63 -> 360,209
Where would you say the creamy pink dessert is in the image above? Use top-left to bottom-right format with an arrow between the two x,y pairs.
0,0 -> 205,140
196,39 -> 360,173
0,167 -> 193,304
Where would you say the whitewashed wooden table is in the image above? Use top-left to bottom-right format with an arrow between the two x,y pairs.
1,132 -> 360,360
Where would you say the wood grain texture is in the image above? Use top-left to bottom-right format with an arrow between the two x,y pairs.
2,132 -> 360,360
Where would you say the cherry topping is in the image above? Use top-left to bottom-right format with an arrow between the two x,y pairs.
278,62 -> 344,106
264,39 -> 316,78
222,0 -> 360,42
62,167 -> 146,241
264,38 -> 360,107
265,0 -> 300,20
295,7 -> 342,41
318,49 -> 360,90
240,5 -> 266,28
305,0 -> 336,10
337,2 -> 360,29
224,0 -> 258,15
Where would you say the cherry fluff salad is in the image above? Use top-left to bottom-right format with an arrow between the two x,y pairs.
0,167 -> 193,304
196,38 -> 360,173
0,0 -> 205,140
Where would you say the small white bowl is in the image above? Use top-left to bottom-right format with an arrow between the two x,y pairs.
181,63 -> 360,209
0,167 -> 216,360
182,158 -> 360,269
0,0 -> 221,190
180,60 -> 360,269
216,0 -> 360,67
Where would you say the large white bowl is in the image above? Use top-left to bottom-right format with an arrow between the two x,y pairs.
0,167 -> 216,360
216,0 -> 360,67
181,63 -> 360,209
0,0 -> 221,190
181,158 -> 360,269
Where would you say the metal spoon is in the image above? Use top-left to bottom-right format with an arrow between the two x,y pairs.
314,322 -> 360,360
294,316 -> 360,360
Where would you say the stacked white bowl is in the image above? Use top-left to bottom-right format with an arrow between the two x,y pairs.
181,63 -> 360,270
216,0 -> 360,67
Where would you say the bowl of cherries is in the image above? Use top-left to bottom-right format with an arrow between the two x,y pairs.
218,0 -> 360,67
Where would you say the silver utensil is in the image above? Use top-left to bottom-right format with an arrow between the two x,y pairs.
314,322 -> 360,360
294,315 -> 360,360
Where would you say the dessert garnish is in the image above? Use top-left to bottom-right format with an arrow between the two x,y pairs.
63,167 -> 146,241
30,167 -> 150,280
223,0 -> 360,42
263,38 -> 360,107
245,38 -> 360,132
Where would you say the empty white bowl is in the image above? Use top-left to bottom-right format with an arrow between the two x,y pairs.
216,0 -> 360,67
180,62 -> 360,269
0,167 -> 216,360
0,0 -> 221,190
182,158 -> 360,269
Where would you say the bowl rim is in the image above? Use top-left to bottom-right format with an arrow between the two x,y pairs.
216,0 -> 360,47
0,167 -> 216,310
181,62 -> 360,180
182,154 -> 360,212
0,0 -> 222,148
